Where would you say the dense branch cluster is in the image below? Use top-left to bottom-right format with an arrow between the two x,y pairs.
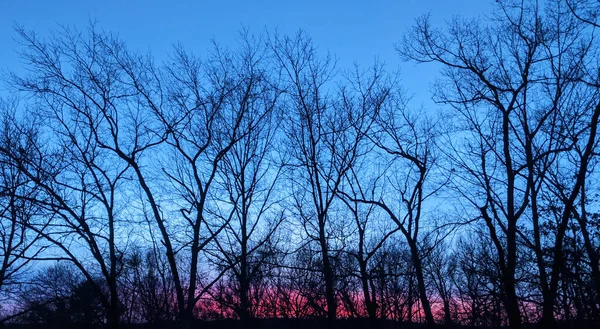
0,1 -> 599,328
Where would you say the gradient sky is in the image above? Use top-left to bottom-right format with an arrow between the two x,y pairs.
0,0 -> 496,107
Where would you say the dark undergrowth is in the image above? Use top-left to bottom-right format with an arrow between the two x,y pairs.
2,318 -> 599,329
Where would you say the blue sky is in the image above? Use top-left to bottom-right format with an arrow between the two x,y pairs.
0,0 -> 496,106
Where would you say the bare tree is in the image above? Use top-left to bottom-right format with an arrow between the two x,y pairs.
119,246 -> 177,324
153,33 -> 284,327
0,105 -> 47,305
6,22 -> 289,328
451,234 -> 505,327
3,8 -> 600,327
424,239 -> 456,325
270,31 -> 381,326
337,63 -> 401,323
5,25 -> 153,328
401,1 -> 600,327
566,0 -> 600,28
345,83 -> 440,327
269,31 -> 340,325
16,263 -> 105,328
203,31 -> 284,328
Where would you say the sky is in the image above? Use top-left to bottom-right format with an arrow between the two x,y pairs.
0,0 -> 497,107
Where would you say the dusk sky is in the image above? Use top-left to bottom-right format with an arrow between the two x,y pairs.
2,2 -> 600,328
1,0 -> 496,107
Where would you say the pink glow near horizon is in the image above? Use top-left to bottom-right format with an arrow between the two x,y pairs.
188,286 -> 551,325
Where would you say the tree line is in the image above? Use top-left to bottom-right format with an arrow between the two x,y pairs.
0,1 -> 599,328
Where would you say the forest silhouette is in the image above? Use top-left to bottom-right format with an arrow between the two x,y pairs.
1,1 -> 600,328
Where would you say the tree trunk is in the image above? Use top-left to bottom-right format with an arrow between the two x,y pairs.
359,261 -> 377,321
240,229 -> 250,329
443,299 -> 452,325
319,216 -> 337,328
408,240 -> 435,328
504,221 -> 523,329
